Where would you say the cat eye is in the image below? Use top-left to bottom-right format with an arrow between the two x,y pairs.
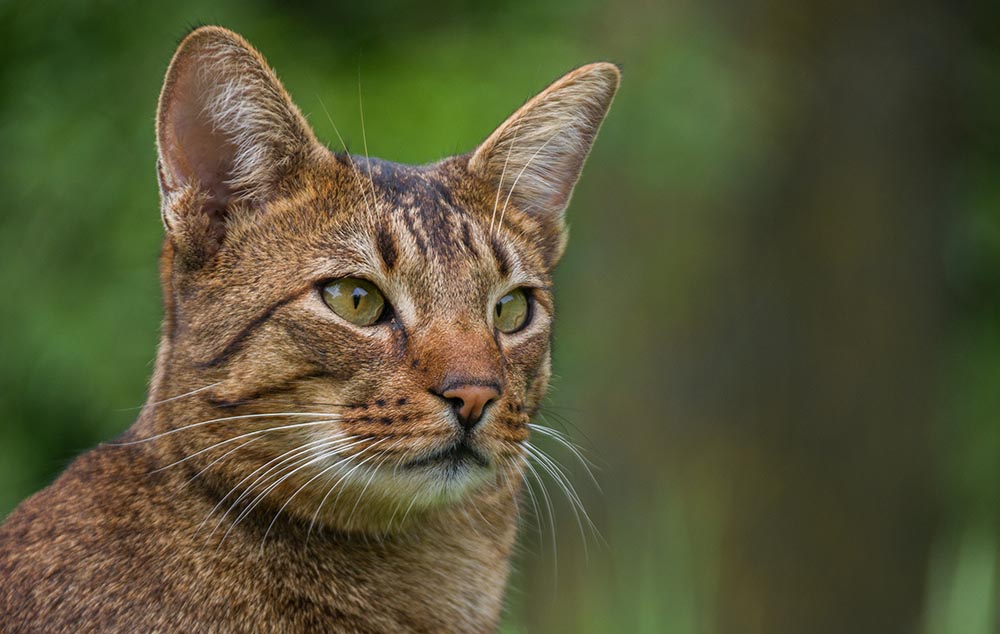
322,278 -> 386,326
494,288 -> 530,333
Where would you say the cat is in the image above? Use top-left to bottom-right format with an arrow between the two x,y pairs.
0,26 -> 618,633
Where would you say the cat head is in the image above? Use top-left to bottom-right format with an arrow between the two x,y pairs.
149,26 -> 618,533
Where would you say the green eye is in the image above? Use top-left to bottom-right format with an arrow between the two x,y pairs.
494,288 -> 530,333
322,278 -> 386,326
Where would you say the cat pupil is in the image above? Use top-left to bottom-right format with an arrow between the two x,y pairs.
352,287 -> 365,310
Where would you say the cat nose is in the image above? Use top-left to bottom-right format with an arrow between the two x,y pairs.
436,383 -> 500,431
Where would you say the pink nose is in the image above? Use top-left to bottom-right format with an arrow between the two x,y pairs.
440,384 -> 500,430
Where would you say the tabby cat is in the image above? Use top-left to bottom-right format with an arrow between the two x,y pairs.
0,26 -> 618,633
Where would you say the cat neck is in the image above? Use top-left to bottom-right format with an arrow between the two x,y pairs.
100,426 -> 521,631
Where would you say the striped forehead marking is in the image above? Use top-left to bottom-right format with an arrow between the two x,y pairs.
359,157 -> 487,266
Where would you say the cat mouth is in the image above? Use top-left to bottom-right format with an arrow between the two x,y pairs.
405,441 -> 490,470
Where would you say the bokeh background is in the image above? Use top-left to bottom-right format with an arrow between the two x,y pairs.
1,1 -> 997,632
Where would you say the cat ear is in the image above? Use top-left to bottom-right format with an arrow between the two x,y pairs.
468,62 -> 619,254
156,26 -> 318,265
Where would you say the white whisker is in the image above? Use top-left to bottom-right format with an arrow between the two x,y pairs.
260,436 -> 391,548
527,422 -> 602,492
112,411 -> 344,445
317,95 -> 377,216
151,419 -> 344,474
220,450 -> 340,548
306,437 -> 390,537
358,72 -> 378,212
219,437 -> 371,546
133,382 -> 222,411
498,130 -> 562,231
385,450 -> 419,533
521,453 -> 557,574
204,435 -> 361,534
179,436 -> 262,489
343,437 -> 407,530
225,435 -> 365,523
395,485 -> 423,532
491,122 -> 522,234
524,442 -> 596,559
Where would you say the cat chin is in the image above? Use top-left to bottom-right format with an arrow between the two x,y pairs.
354,458 -> 496,507
287,456 -> 504,533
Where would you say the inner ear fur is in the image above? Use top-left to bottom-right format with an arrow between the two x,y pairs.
468,62 -> 620,249
156,26 -> 319,266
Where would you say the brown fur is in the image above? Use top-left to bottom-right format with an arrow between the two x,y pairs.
0,27 -> 618,633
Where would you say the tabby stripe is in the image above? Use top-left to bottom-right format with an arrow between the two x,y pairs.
198,292 -> 302,368
402,208 -> 429,255
205,369 -> 343,408
460,218 -> 478,256
489,234 -> 513,277
375,225 -> 398,270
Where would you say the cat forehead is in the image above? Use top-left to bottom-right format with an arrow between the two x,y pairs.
311,155 -> 534,277
357,157 -> 471,255
355,157 -> 457,208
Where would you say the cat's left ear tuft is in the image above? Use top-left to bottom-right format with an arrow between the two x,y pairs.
469,63 -> 620,261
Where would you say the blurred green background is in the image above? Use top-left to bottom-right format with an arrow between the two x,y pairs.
1,1 -> 998,632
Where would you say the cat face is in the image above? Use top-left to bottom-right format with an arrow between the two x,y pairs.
150,27 -> 618,533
